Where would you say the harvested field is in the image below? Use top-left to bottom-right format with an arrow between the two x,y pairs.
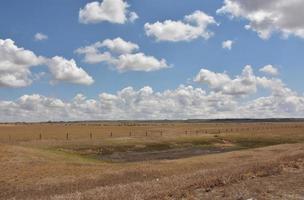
0,121 -> 304,199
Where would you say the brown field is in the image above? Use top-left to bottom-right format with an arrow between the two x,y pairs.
1,121 -> 304,199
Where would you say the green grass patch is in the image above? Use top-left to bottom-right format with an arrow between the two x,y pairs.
37,133 -> 304,162
42,148 -> 102,164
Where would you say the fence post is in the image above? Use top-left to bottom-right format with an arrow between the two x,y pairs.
110,132 -> 112,137
129,131 -> 131,137
90,132 -> 92,140
146,131 -> 148,137
66,132 -> 69,140
39,133 -> 42,140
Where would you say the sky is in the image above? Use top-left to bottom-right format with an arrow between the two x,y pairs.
1,0 -> 304,122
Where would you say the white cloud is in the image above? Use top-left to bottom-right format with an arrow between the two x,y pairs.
217,0 -> 304,39
74,43 -> 112,64
1,79 -> 304,122
259,65 -> 279,76
2,65 -> 302,121
79,0 -> 138,24
34,33 -> 48,41
222,40 -> 234,50
0,86 -> 235,121
75,38 -> 139,64
194,69 -> 231,90
129,12 -> 139,23
46,56 -> 94,85
75,37 -> 169,72
110,53 -> 168,72
242,88 -> 304,117
194,65 -> 288,97
0,38 -> 94,87
100,37 -> 139,54
144,10 -> 217,42
0,39 -> 45,87
194,65 -> 257,96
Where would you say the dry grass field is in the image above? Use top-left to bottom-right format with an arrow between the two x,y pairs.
1,121 -> 304,199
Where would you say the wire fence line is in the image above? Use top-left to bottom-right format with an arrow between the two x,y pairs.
1,124 -> 303,143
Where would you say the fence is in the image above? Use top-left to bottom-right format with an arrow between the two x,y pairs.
1,123 -> 303,143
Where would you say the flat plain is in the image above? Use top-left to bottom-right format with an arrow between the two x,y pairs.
1,121 -> 304,199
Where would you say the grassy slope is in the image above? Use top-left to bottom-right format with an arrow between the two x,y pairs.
1,124 -> 304,199
2,143 -> 302,199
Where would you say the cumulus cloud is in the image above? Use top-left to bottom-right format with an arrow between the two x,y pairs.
0,38 -> 94,87
241,88 -> 304,117
217,0 -> 304,39
34,33 -> 48,41
75,37 -> 169,72
144,10 -> 217,42
79,0 -> 138,24
194,65 -> 257,96
1,80 -> 304,122
194,65 -> 288,97
46,56 -> 94,85
74,43 -> 112,64
129,12 -> 139,23
110,53 -> 168,72
0,39 -> 45,87
222,40 -> 234,50
100,37 -> 139,54
194,69 -> 231,90
0,86 -> 236,121
259,65 -> 279,76
1,67 -> 303,121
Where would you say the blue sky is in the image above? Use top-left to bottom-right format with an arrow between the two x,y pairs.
1,0 -> 304,121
